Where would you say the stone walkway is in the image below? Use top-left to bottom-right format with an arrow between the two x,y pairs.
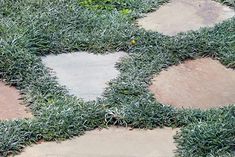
17,127 -> 179,157
137,0 -> 235,35
14,0 -> 235,156
149,58 -> 235,109
0,81 -> 31,120
42,52 -> 127,101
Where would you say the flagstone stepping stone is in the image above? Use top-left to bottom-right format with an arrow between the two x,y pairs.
17,127 -> 178,157
0,81 -> 31,120
42,52 -> 127,101
137,0 -> 235,36
149,58 -> 235,109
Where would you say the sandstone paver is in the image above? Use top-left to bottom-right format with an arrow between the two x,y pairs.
137,0 -> 235,35
149,58 -> 235,109
17,127 -> 178,157
0,81 -> 31,120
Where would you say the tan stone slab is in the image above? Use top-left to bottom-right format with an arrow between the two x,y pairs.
17,127 -> 178,157
149,58 -> 235,109
137,0 -> 235,36
0,81 -> 31,120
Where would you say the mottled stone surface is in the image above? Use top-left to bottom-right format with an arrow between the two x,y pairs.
42,52 -> 127,101
137,0 -> 235,35
17,127 -> 178,157
0,81 -> 31,120
149,58 -> 235,109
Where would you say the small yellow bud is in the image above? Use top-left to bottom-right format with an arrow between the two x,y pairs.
131,39 -> 136,45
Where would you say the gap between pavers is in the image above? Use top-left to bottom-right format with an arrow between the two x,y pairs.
17,127 -> 179,157
149,58 -> 235,109
137,0 -> 235,36
0,81 -> 32,120
42,52 -> 127,101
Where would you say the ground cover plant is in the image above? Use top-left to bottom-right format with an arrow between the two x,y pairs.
0,0 -> 234,156
217,0 -> 235,6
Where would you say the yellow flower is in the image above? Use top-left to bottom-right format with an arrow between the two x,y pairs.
131,39 -> 136,45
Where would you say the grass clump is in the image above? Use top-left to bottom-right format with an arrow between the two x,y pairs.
175,106 -> 235,157
217,0 -> 235,7
79,0 -> 133,11
79,0 -> 167,14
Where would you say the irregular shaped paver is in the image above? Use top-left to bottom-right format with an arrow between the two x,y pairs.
149,58 -> 235,109
17,127 -> 178,157
0,81 -> 31,120
137,0 -> 235,35
42,52 -> 127,101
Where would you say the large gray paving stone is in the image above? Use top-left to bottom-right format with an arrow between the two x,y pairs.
137,0 -> 235,36
42,52 -> 127,101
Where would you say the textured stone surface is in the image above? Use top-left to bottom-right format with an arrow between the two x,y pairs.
137,0 -> 235,35
42,52 -> 127,101
149,58 -> 235,109
17,127 -> 178,157
0,81 -> 31,120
